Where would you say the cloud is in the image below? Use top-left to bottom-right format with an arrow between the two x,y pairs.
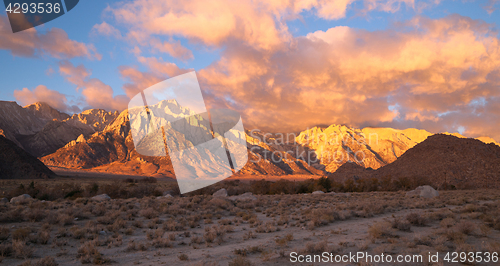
150,39 -> 194,61
13,85 -> 80,113
91,22 -> 122,38
106,0 -> 416,53
194,14 -> 500,142
119,56 -> 192,98
58,61 -> 128,111
0,16 -> 101,60
483,0 -> 500,14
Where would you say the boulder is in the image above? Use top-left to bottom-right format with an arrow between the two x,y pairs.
228,192 -> 257,202
10,194 -> 32,204
0,198 -> 8,204
312,191 -> 325,194
91,194 -> 111,202
213,188 -> 228,198
406,185 -> 439,199
163,191 -> 173,196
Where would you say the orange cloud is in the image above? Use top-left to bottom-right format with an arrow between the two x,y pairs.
194,14 -> 500,142
91,22 -> 122,38
0,16 -> 101,60
106,0 -> 417,54
119,56 -> 192,98
58,61 -> 128,111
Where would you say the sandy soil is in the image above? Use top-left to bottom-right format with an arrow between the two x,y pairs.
1,190 -> 500,266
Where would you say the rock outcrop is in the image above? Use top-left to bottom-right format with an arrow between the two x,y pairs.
91,194 -> 111,201
213,188 -> 228,197
10,194 -> 32,204
406,185 -> 439,198
68,109 -> 119,131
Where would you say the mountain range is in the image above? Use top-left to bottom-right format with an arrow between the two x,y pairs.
0,100 -> 498,187
0,101 -> 118,157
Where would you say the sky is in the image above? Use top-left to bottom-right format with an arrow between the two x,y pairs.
1,0 -> 500,142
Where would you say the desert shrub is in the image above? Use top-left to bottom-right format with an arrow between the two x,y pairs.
0,243 -> 12,257
368,222 -> 395,239
456,220 -> 478,235
77,241 -> 108,264
178,253 -> 188,261
275,233 -> 293,247
440,217 -> 456,228
21,256 -> 59,266
70,226 -> 86,240
204,230 -> 217,244
0,207 -> 24,223
250,179 -> 271,195
37,230 -> 51,244
12,227 -> 31,241
191,235 -> 203,245
12,239 -> 33,259
255,221 -> 277,233
58,214 -> 74,226
26,209 -> 47,222
163,220 -> 184,231
152,238 -> 172,248
91,204 -> 107,217
406,213 -> 427,226
229,256 -> 253,266
0,227 -> 9,241
391,217 -> 411,232
139,208 -> 158,219
302,241 -> 328,253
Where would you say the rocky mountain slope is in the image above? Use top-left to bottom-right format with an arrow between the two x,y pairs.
329,134 -> 500,189
42,100 -> 322,178
0,135 -> 55,179
375,134 -> 500,189
24,102 -> 70,122
293,125 -> 498,173
0,101 -> 118,157
68,109 -> 119,131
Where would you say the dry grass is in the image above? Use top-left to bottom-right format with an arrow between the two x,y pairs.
0,185 -> 498,265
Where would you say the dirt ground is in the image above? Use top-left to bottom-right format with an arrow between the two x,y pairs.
1,189 -> 500,266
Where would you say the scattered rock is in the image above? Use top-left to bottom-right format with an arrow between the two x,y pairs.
213,188 -> 228,198
0,198 -> 8,204
156,194 -> 173,199
91,194 -> 111,202
228,192 -> 257,201
406,185 -> 439,199
10,194 -> 32,204
163,191 -> 173,196
312,191 -> 325,194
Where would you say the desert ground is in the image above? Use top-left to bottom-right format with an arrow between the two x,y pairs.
1,178 -> 500,266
